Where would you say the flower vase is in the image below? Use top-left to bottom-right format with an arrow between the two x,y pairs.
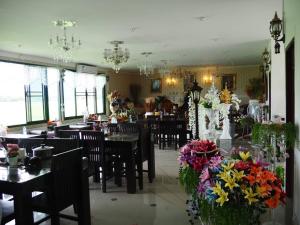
7,156 -> 18,167
220,104 -> 232,140
205,108 -> 217,140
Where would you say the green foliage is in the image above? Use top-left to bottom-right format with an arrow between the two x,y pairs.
198,199 -> 264,225
276,166 -> 285,185
240,116 -> 255,128
179,166 -> 199,194
252,122 -> 297,148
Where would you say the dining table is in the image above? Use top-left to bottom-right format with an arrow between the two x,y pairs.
0,165 -> 51,225
0,153 -> 91,225
105,133 -> 139,194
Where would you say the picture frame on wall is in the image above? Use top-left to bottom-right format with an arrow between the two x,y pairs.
151,79 -> 162,93
221,74 -> 237,91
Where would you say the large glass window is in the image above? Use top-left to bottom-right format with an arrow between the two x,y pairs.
0,62 -> 27,126
0,61 -> 106,126
47,68 -> 60,120
63,70 -> 76,117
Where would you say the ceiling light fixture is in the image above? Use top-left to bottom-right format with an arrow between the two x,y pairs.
49,20 -> 81,63
138,52 -> 154,78
104,41 -> 129,73
158,60 -> 171,77
269,11 -> 285,54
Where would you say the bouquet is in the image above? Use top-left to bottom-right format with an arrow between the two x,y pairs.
6,144 -> 19,158
179,141 -> 285,225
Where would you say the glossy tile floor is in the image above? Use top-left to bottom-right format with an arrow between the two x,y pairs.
43,145 -> 189,225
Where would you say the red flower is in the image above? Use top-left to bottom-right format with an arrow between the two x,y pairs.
234,161 -> 250,170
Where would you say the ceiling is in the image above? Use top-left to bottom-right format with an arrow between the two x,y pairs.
0,0 -> 282,70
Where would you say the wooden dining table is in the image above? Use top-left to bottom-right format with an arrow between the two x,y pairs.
105,133 -> 139,194
0,166 -> 51,225
0,156 -> 91,225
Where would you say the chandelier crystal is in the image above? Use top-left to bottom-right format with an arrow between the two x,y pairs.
104,41 -> 130,73
138,52 -> 154,78
158,60 -> 171,77
49,20 -> 81,63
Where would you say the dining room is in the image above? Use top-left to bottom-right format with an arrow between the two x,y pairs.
1,0 -> 300,224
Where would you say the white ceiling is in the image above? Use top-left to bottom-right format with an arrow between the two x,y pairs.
0,0 -> 282,69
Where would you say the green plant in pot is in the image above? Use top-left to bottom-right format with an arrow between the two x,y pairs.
245,77 -> 265,101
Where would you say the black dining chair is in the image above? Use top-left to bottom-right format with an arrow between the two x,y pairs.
118,123 -> 139,134
80,130 -> 109,192
56,130 -> 81,140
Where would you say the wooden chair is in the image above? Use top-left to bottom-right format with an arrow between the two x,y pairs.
54,125 -> 70,137
80,131 -> 108,192
31,147 -> 85,225
56,130 -> 81,140
118,123 -> 139,134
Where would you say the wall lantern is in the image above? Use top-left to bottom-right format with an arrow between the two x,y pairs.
269,11 -> 285,54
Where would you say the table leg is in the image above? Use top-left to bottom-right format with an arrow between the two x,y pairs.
14,191 -> 34,225
125,147 -> 136,194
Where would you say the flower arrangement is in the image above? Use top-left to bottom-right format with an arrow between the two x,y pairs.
220,86 -> 241,110
107,90 -> 121,103
179,141 -> 285,225
6,144 -> 19,158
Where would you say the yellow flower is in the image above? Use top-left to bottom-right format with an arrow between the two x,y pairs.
212,182 -> 223,196
221,162 -> 235,171
224,176 -> 239,190
239,151 -> 251,161
216,190 -> 229,206
232,169 -> 245,181
217,171 -> 230,182
243,187 -> 259,205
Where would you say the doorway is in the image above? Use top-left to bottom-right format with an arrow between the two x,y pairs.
285,39 -> 295,198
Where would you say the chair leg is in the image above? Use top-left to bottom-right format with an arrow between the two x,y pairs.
137,161 -> 143,190
102,165 -> 107,193
93,166 -> 100,183
50,213 -> 60,225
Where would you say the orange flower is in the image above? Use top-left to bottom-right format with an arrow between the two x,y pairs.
265,193 -> 281,208
256,184 -> 272,197
245,174 -> 256,185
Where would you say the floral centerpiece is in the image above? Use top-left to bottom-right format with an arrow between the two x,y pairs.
179,142 -> 286,225
6,144 -> 20,166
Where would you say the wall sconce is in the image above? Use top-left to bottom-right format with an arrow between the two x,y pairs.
203,75 -> 213,85
166,77 -> 177,86
270,11 -> 285,54
262,48 -> 271,71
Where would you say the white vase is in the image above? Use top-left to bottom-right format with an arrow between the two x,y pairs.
247,99 -> 260,121
220,104 -> 232,140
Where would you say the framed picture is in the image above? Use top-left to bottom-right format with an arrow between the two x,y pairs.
151,79 -> 162,93
221,74 -> 237,91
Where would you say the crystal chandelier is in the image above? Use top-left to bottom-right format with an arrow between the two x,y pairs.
104,41 -> 130,73
158,60 -> 171,77
138,52 -> 154,78
49,20 -> 81,63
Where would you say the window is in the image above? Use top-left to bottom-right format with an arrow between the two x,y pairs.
0,62 -> 27,126
0,61 -> 106,126
63,70 -> 76,117
47,68 -> 60,120
96,75 -> 106,114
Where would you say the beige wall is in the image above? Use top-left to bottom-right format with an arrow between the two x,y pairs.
135,65 -> 261,105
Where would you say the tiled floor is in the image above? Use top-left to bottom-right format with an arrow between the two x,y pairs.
43,145 -> 190,225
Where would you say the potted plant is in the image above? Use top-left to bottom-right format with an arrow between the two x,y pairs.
6,144 -> 19,166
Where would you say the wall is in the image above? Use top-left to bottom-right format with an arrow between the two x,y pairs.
270,37 -> 286,119
284,0 -> 300,224
138,65 -> 261,106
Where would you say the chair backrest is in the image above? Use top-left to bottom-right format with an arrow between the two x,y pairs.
80,131 -> 105,164
18,138 -> 79,155
118,123 -> 139,134
107,124 -> 119,134
51,147 -> 82,211
57,130 -> 80,140
54,125 -> 70,137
